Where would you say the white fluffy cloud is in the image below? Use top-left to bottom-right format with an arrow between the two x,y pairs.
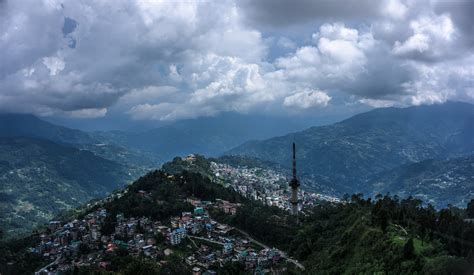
0,0 -> 472,120
283,90 -> 331,109
392,14 -> 457,61
274,23 -> 376,92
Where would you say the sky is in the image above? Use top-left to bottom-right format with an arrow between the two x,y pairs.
0,0 -> 473,129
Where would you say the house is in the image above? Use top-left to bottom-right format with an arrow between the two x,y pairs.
168,227 -> 186,245
186,255 -> 197,266
194,207 -> 205,216
223,242 -> 233,255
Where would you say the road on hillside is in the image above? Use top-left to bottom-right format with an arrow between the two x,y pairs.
233,228 -> 305,270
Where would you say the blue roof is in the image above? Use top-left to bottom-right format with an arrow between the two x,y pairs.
174,227 -> 185,233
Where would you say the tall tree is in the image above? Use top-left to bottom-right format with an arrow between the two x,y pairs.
467,199 -> 474,219
403,238 -> 415,260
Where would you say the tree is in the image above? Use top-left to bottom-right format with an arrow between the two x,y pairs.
123,258 -> 160,275
136,220 -> 145,234
342,193 -> 350,202
467,199 -> 474,218
403,238 -> 415,260
78,243 -> 90,255
101,212 -> 117,235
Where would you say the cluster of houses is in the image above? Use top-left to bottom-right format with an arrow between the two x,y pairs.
33,192 -> 284,274
211,161 -> 340,212
185,245 -> 282,273
169,198 -> 284,273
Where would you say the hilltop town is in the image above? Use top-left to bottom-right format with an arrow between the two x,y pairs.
30,156 -> 311,274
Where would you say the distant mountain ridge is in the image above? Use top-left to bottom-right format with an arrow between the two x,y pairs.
92,113 -> 319,163
226,102 -> 474,206
0,113 -> 96,144
0,113 -> 157,167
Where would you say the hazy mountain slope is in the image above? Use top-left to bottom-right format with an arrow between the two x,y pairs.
0,113 -> 157,168
92,113 -> 319,163
0,137 -> 138,238
226,102 -> 474,194
0,113 -> 96,144
368,155 -> 474,208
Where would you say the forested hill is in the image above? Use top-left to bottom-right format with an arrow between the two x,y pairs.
2,156 -> 473,274
226,102 -> 474,203
0,137 -> 140,238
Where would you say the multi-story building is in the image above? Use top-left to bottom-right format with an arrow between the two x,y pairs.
168,227 -> 186,245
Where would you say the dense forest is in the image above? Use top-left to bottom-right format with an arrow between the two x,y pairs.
1,158 -> 473,274
213,195 -> 474,274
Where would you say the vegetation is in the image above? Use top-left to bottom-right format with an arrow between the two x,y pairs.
231,194 -> 474,274
368,155 -> 474,208
159,158 -> 474,274
0,137 -> 139,238
1,156 -> 473,274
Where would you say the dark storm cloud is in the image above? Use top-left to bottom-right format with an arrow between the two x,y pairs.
237,0 -> 383,26
0,0 -> 472,120
433,0 -> 474,45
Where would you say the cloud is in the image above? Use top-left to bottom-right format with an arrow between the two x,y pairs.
0,0 -> 472,121
42,56 -> 65,76
274,23 -> 377,92
392,14 -> 458,61
66,108 -> 107,118
399,55 -> 474,105
283,90 -> 331,109
382,0 -> 408,20
237,0 -> 384,26
277,37 -> 297,50
432,0 -> 474,46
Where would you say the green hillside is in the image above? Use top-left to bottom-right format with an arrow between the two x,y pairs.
368,155 -> 474,208
0,137 -> 140,238
2,156 -> 472,274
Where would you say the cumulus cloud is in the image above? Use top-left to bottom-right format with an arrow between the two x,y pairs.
382,0 -> 408,20
0,0 -> 472,121
274,23 -> 380,93
42,56 -> 65,76
283,90 -> 331,109
392,14 -> 457,61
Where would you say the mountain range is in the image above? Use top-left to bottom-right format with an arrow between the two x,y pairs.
91,113 -> 321,163
0,102 -> 472,238
227,102 -> 474,207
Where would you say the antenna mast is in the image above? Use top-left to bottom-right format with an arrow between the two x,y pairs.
290,142 -> 299,215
